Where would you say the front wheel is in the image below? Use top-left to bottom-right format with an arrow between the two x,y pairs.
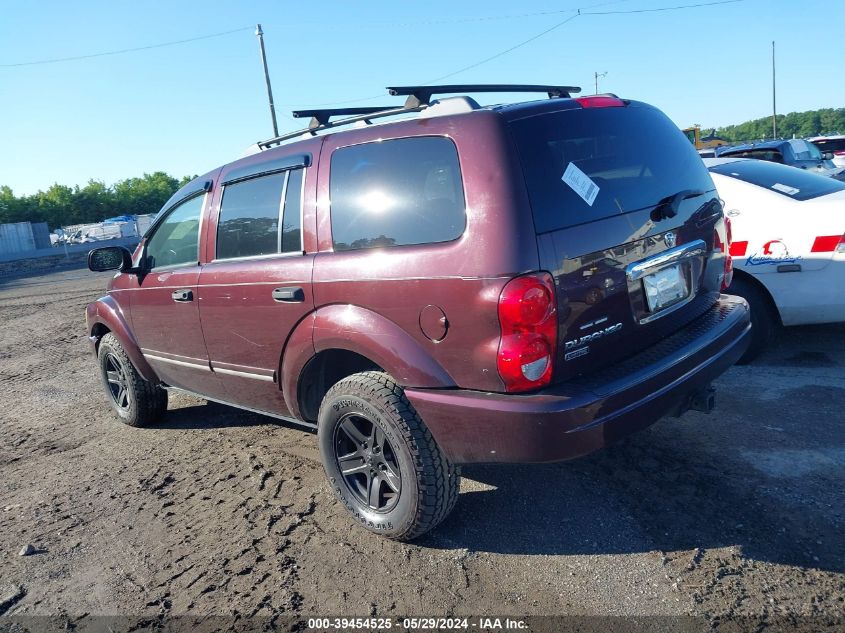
97,333 -> 167,426
318,372 -> 460,540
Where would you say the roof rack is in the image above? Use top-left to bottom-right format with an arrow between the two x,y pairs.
258,105 -> 420,149
257,83 -> 583,149
387,84 -> 581,108
292,106 -> 399,130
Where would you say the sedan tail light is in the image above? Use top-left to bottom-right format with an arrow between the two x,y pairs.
714,217 -> 733,290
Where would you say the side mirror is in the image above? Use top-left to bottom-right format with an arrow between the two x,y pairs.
822,152 -> 834,161
88,246 -> 133,272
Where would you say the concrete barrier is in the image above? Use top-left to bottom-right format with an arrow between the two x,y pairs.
0,237 -> 140,276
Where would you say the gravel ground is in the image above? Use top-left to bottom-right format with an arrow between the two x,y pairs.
0,266 -> 843,631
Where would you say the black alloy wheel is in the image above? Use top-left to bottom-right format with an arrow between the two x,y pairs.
334,413 -> 402,513
96,332 -> 168,427
318,371 -> 460,540
104,351 -> 131,412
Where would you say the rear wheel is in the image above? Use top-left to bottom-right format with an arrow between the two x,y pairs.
318,371 -> 460,540
727,276 -> 778,364
97,333 -> 167,426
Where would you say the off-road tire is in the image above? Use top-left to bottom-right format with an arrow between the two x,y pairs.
97,333 -> 167,427
318,371 -> 460,540
727,276 -> 778,364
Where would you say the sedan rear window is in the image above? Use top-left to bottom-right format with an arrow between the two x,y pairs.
709,160 -> 845,201
510,104 -> 714,233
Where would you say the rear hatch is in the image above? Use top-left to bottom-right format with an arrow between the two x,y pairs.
508,99 -> 727,382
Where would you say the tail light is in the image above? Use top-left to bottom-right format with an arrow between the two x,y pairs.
497,273 -> 557,393
714,217 -> 733,290
838,234 -> 845,254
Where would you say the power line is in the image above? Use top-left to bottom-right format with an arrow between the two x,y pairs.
582,0 -> 745,14
0,26 -> 254,68
280,0 -> 748,108
421,13 -> 582,85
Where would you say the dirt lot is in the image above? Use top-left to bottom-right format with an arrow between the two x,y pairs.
0,267 -> 843,630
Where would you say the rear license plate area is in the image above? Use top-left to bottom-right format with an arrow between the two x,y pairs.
643,263 -> 689,312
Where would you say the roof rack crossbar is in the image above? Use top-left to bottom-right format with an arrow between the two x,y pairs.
387,84 -> 582,108
258,105 -> 422,149
292,106 -> 399,130
256,83 -> 583,149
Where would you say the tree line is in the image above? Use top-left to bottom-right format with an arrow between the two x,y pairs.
0,172 -> 193,231
707,107 -> 845,143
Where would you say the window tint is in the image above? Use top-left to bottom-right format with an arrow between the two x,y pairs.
145,194 -> 203,269
720,148 -> 785,163
217,173 -> 284,260
709,159 -> 845,201
787,139 -> 822,161
281,168 -> 303,253
330,137 -> 465,251
509,104 -> 715,233
813,138 -> 845,153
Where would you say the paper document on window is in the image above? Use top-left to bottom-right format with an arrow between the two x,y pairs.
562,162 -> 599,206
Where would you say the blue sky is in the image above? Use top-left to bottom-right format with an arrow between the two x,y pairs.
1,0 -> 842,195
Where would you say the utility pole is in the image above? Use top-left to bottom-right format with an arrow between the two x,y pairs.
255,24 -> 279,138
772,41 -> 777,139
594,71 -> 607,95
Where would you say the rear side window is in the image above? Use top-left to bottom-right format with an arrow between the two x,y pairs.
330,137 -> 465,251
709,160 -> 845,201
217,169 -> 304,260
510,104 -> 715,233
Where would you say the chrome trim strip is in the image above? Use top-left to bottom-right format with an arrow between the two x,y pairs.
210,251 -> 303,264
626,239 -> 706,281
162,386 -> 317,430
144,354 -> 211,371
213,366 -> 274,382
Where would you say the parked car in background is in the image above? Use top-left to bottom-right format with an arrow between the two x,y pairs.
705,157 -> 845,361
716,139 -> 845,181
85,85 -> 750,540
809,135 -> 845,168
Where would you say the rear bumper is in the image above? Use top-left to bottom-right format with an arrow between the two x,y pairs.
406,294 -> 750,464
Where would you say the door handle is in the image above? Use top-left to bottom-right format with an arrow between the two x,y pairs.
171,289 -> 193,302
272,286 -> 305,303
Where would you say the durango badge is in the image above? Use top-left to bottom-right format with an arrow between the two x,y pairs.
564,322 -> 624,351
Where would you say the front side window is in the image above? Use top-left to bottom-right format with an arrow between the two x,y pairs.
329,137 -> 466,251
145,194 -> 203,269
216,169 -> 304,260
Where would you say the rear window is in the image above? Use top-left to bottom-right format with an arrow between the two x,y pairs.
709,160 -> 845,201
812,138 -> 845,153
330,136 -> 465,251
510,104 -> 714,233
719,147 -> 785,163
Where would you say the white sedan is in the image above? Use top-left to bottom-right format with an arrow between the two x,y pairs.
704,157 -> 845,361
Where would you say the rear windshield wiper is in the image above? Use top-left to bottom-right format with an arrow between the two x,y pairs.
651,189 -> 705,221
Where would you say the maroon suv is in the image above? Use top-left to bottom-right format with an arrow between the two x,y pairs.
86,85 -> 750,539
